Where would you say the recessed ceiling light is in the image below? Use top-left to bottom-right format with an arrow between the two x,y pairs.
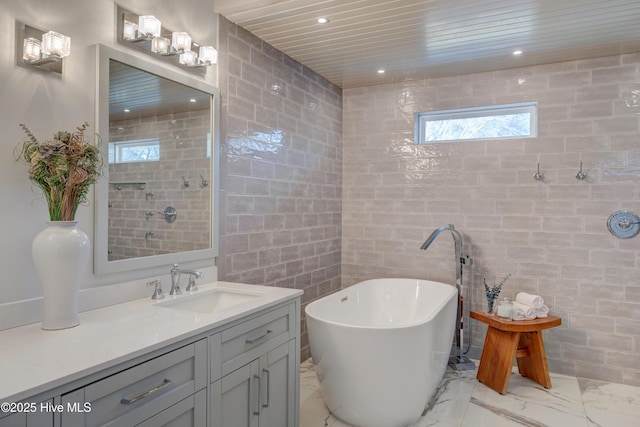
316,17 -> 329,24
513,50 -> 523,55
377,69 -> 385,74
123,109 -> 130,113
190,98 -> 197,103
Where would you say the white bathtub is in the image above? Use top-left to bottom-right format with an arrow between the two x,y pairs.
305,278 -> 457,427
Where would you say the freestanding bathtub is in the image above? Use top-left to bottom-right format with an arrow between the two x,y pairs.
305,278 -> 458,427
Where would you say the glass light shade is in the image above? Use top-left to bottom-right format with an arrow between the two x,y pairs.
198,46 -> 217,65
123,20 -> 139,41
23,37 -> 41,62
171,32 -> 192,52
138,15 -> 161,37
179,50 -> 198,66
41,31 -> 71,58
151,36 -> 170,54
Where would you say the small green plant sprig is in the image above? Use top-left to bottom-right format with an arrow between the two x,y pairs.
483,273 -> 511,314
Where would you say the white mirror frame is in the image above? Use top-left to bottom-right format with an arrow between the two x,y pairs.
94,44 -> 219,275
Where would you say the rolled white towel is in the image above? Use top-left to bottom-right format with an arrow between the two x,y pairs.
515,292 -> 544,309
512,302 -> 536,320
536,304 -> 549,318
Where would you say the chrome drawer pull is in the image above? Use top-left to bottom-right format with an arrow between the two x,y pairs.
253,374 -> 261,415
262,369 -> 270,408
120,379 -> 172,405
245,329 -> 272,344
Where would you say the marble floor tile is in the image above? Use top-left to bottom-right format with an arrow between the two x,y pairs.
300,358 -> 640,427
579,379 -> 640,427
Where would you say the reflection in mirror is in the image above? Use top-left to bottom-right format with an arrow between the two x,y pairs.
108,59 -> 211,260
95,45 -> 218,275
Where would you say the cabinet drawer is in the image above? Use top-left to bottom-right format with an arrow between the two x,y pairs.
62,340 -> 206,427
211,304 -> 294,381
136,388 -> 206,427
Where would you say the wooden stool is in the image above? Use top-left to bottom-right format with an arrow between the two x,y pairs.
470,311 -> 561,394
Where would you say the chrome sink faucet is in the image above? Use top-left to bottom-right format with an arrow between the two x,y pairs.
170,263 -> 203,295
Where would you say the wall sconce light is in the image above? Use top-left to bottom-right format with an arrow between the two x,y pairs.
17,22 -> 71,74
118,6 -> 216,71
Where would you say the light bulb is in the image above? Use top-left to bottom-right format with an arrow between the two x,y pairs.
179,50 -> 197,66
41,31 -> 71,58
138,15 -> 161,37
171,32 -> 192,52
198,46 -> 217,65
123,20 -> 138,41
23,37 -> 41,62
151,36 -> 170,54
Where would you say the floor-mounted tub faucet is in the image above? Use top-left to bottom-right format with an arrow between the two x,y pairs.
420,224 -> 474,370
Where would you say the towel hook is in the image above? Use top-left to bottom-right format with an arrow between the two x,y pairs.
576,161 -> 587,180
533,161 -> 544,181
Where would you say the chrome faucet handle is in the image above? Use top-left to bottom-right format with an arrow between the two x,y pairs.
186,275 -> 198,292
147,279 -> 165,300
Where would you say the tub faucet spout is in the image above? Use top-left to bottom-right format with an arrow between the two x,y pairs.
420,224 -> 463,288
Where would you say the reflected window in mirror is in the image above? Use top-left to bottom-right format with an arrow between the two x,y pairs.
109,138 -> 160,163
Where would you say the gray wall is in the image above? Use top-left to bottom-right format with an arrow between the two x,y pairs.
216,17 -> 343,360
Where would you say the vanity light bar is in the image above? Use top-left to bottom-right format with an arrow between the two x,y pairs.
19,23 -> 71,73
120,9 -> 216,69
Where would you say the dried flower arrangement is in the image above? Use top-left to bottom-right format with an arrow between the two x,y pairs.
15,122 -> 102,221
483,273 -> 511,314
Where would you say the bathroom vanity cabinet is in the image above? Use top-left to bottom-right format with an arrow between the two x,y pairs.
210,304 -> 298,427
0,286 -> 301,427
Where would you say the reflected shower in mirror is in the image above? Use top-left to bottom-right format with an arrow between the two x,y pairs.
94,45 -> 218,275
108,59 -> 211,261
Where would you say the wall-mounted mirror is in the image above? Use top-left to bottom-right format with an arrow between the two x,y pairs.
95,44 -> 219,274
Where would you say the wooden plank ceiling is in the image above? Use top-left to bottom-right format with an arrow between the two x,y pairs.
214,0 -> 640,88
109,60 -> 209,121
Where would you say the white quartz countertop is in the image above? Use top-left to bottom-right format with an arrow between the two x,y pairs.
0,281 -> 302,403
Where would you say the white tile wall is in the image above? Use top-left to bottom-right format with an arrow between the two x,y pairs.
343,53 -> 640,385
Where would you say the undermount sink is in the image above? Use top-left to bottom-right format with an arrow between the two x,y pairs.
156,288 -> 262,313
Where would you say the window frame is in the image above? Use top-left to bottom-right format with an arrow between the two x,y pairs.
414,102 -> 538,144
108,137 -> 161,164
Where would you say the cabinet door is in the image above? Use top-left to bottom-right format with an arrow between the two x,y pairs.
211,361 -> 260,427
260,340 -> 297,427
136,389 -> 206,427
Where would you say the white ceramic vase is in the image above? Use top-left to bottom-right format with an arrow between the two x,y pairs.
32,221 -> 90,330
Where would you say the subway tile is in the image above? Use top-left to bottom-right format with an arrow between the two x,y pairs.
588,332 -> 634,352
615,317 -> 640,336
592,65 -> 640,85
593,117 -> 639,134
569,101 -> 613,119
549,71 -> 591,88
606,351 -> 640,370
590,250 -> 636,268
598,300 -> 640,318
562,344 -> 606,364
579,282 -> 625,300
570,313 -> 615,333
576,363 -> 624,384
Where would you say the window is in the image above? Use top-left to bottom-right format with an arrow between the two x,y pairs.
414,102 -> 537,143
108,138 -> 160,163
